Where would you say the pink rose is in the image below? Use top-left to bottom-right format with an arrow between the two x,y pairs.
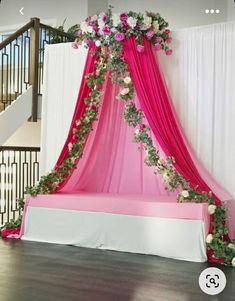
1,227 -> 20,239
156,36 -> 162,43
85,16 -> 91,25
72,42 -> 79,49
91,105 -> 97,111
72,134 -> 79,141
102,26 -> 110,35
120,12 -> 128,21
139,124 -> 146,130
166,38 -> 172,44
102,14 -> 107,23
146,31 -> 154,40
92,25 -> 99,33
154,43 -> 161,51
114,32 -> 125,41
164,29 -> 171,35
165,49 -> 173,56
137,45 -> 145,53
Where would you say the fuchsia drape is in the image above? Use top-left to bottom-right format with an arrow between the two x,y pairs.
60,75 -> 175,196
123,37 -> 220,203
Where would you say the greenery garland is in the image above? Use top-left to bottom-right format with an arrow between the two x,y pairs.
3,7 -> 235,267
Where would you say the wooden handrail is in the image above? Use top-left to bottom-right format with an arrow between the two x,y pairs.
30,18 -> 40,122
0,20 -> 34,49
0,18 -> 75,120
0,146 -> 40,151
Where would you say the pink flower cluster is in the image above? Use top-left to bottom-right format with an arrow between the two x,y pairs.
1,227 -> 21,239
73,10 -> 173,56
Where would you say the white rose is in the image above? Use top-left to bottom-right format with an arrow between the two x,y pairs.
181,190 -> 189,198
208,204 -> 217,215
145,149 -> 149,155
81,41 -> 88,47
206,234 -> 213,244
135,129 -> 140,135
95,40 -> 101,47
80,21 -> 89,33
228,243 -> 235,250
68,142 -> 73,151
87,26 -> 93,33
232,257 -> 235,267
127,16 -> 137,29
120,87 -> 130,95
163,173 -> 169,181
123,76 -> 132,84
143,13 -> 152,29
153,20 -> 159,32
112,13 -> 121,27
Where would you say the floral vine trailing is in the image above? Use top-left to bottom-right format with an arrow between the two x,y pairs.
2,7 -> 235,267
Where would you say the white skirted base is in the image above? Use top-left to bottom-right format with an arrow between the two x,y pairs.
22,206 -> 207,262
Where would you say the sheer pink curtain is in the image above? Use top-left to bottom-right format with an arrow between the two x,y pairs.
61,73 -> 175,197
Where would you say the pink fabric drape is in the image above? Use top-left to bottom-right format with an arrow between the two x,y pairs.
123,37 -> 220,202
61,74 -> 175,196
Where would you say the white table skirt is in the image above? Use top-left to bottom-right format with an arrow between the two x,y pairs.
22,207 -> 207,262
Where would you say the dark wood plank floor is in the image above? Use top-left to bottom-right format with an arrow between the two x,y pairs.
0,240 -> 234,301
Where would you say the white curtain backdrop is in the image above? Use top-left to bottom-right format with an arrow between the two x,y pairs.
41,21 -> 235,200
41,44 -> 87,174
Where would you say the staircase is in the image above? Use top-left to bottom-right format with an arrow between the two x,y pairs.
0,19 -> 75,225
0,18 -> 75,143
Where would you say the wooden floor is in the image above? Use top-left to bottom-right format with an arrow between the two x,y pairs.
0,240 -> 234,301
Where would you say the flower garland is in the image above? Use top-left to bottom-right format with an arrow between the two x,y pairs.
3,7 -> 235,267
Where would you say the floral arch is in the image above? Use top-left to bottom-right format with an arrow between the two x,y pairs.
4,8 -> 235,266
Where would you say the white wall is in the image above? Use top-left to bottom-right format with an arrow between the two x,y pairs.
227,0 -> 235,21
0,0 -> 88,29
3,121 -> 41,147
88,0 -> 108,16
109,0 -> 228,28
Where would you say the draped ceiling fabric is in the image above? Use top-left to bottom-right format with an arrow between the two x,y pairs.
41,22 -> 235,237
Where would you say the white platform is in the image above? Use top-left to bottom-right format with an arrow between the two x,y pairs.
22,205 -> 207,262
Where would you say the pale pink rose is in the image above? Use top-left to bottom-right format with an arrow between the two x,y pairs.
137,45 -> 145,53
84,38 -> 93,46
77,31 -> 82,37
165,49 -> 173,56
120,87 -> 130,95
68,142 -> 73,151
154,43 -> 161,51
91,14 -> 98,22
114,32 -> 125,41
72,42 -> 78,49
156,36 -> 162,43
146,31 -> 154,39
166,38 -> 172,44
